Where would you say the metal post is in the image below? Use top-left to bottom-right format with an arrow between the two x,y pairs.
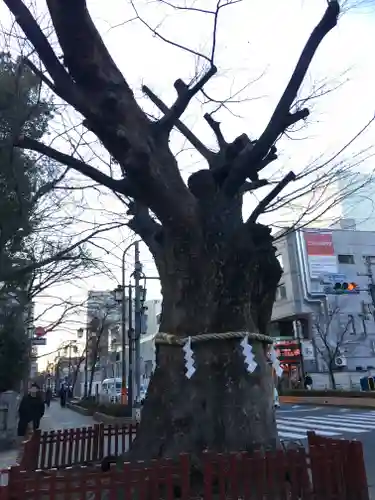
128,281 -> 134,412
134,242 -> 142,402
84,328 -> 88,398
365,257 -> 375,312
68,343 -> 72,385
119,240 -> 141,405
121,268 -> 127,405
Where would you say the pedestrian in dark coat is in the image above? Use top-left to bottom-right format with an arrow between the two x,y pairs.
17,384 -> 45,438
45,387 -> 52,408
59,384 -> 67,408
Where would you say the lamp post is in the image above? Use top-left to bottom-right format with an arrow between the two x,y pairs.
114,239 -> 141,406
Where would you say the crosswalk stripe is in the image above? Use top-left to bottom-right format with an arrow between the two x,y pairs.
303,416 -> 374,429
276,417 -> 366,433
277,430 -> 307,439
326,414 -> 375,422
277,424 -> 339,437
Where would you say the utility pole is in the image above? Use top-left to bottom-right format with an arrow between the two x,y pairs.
134,241 -> 142,403
127,281 -> 134,413
365,257 -> 375,311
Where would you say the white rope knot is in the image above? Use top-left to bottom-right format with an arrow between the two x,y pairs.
155,331 -> 273,345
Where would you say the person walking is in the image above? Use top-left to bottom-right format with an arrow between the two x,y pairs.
304,373 -> 313,390
45,387 -> 52,408
59,384 -> 67,408
17,383 -> 45,438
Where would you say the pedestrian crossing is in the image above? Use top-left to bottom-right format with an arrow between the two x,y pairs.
277,410 -> 375,440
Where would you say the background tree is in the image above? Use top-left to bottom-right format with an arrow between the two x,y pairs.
0,289 -> 29,392
314,306 -> 359,389
3,0 -> 368,458
86,304 -> 119,397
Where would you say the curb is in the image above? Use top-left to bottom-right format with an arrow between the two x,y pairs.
280,396 -> 375,408
93,412 -> 137,425
66,402 -> 94,416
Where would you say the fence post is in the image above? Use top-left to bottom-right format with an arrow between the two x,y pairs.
93,424 -> 104,461
348,441 -> 369,500
20,430 -> 41,470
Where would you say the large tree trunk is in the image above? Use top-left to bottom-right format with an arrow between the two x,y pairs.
128,223 -> 281,461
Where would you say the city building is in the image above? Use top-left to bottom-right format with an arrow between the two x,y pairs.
109,298 -> 161,381
271,227 -> 375,388
73,291 -> 162,396
337,174 -> 375,231
86,290 -> 122,366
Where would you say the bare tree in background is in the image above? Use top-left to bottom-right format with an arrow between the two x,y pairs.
86,309 -> 117,397
3,0 -> 372,458
314,307 -> 355,389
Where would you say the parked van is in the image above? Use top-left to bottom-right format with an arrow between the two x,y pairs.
100,378 -> 122,403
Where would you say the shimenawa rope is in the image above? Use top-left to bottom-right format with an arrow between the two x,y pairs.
155,331 -> 273,345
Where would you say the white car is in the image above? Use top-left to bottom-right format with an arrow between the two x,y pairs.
274,387 -> 280,408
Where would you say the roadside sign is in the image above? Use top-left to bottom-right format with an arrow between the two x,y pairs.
32,337 -> 46,346
35,326 -> 46,337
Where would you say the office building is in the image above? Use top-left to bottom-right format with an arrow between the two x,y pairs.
271,227 -> 375,387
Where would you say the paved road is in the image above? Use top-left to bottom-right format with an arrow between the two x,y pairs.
276,404 -> 375,440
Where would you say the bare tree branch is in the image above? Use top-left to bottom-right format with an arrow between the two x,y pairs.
224,1 -> 340,195
15,136 -> 133,195
204,112 -> 227,150
156,66 -> 217,134
247,171 -> 296,223
142,84 -> 214,163
2,0 -> 80,106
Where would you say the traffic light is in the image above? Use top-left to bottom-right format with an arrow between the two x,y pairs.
333,282 -> 359,293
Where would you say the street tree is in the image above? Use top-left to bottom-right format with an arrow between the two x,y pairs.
314,306 -> 356,389
0,291 -> 29,393
3,0 -> 366,457
0,51 -> 101,392
85,300 -> 120,397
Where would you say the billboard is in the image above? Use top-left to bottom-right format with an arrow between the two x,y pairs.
304,231 -> 338,279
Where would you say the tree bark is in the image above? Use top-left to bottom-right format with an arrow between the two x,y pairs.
328,363 -> 337,390
128,223 -> 281,461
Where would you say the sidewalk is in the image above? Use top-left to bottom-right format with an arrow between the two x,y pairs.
0,401 -> 95,473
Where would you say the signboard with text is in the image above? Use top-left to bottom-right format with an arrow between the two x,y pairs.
274,340 -> 301,365
304,231 -> 338,279
32,337 -> 46,346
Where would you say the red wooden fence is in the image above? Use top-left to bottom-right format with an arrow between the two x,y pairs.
0,442 -> 369,500
20,423 -> 139,470
307,431 -> 369,500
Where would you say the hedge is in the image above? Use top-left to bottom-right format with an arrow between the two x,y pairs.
76,397 -> 133,417
281,389 -> 375,398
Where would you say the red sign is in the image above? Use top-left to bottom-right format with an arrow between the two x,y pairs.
35,326 -> 46,337
304,232 -> 334,256
274,340 -> 301,364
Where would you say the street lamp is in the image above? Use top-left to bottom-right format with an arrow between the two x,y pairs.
114,285 -> 122,303
113,240 -> 141,409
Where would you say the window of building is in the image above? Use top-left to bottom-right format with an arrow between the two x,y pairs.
338,254 -> 355,264
276,284 -> 287,301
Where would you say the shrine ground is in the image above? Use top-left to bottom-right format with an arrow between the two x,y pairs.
1,402 -> 375,494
